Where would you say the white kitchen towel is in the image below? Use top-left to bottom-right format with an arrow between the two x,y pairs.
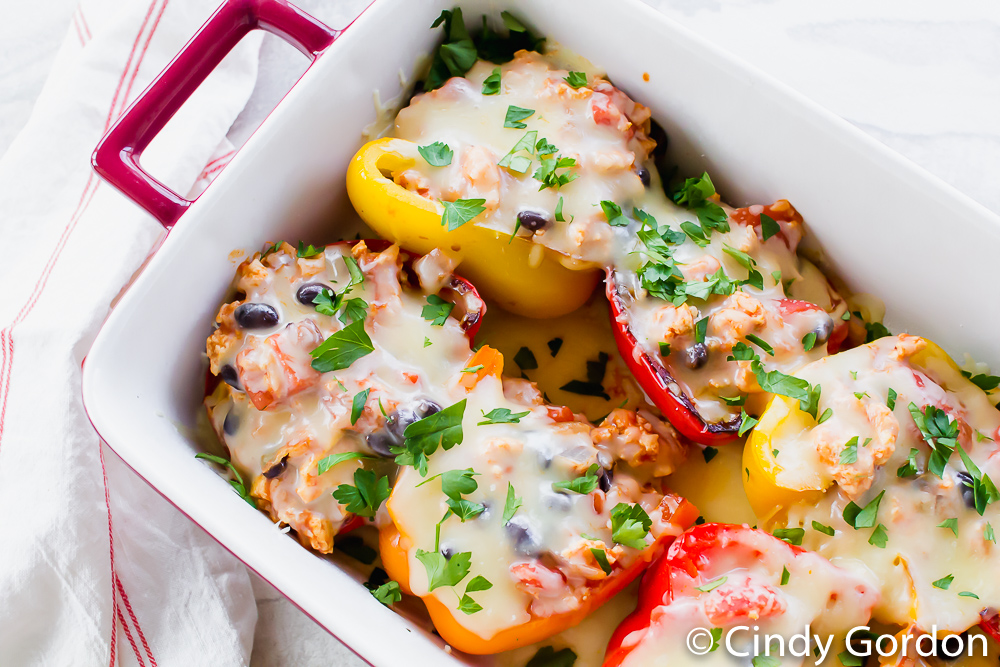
0,1 -> 262,665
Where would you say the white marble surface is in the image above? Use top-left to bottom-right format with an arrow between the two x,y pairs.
1,1 -> 996,665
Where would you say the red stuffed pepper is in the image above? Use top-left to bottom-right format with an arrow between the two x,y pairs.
604,523 -> 879,667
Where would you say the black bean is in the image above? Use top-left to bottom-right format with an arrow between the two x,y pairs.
234,303 -> 279,329
812,316 -> 835,345
684,343 -> 709,370
634,165 -> 650,187
219,364 -> 241,390
441,546 -> 454,560
263,457 -> 287,479
415,400 -> 442,418
957,471 -> 976,508
385,408 -> 418,441
598,467 -> 613,493
223,409 -> 240,436
366,431 -> 398,458
517,210 -> 550,232
505,516 -> 541,556
296,282 -> 329,306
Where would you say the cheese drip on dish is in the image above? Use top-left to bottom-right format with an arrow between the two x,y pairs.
765,335 -> 1000,632
204,241 -> 483,552
391,49 -> 848,426
613,524 -> 879,667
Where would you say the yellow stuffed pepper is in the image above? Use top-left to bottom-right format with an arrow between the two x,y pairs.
743,334 -> 1000,637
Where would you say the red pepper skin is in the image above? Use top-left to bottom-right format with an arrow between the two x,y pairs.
606,271 -> 740,445
980,613 -> 1000,644
603,524 -> 807,667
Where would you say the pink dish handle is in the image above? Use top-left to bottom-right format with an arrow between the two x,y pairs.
92,0 -> 341,229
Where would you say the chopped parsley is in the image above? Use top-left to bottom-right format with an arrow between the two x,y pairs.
868,524 -> 889,548
417,141 -> 453,166
801,331 -> 817,352
564,71 -> 588,88
310,319 -> 374,372
745,333 -> 774,356
461,364 -> 484,374
560,352 -> 610,399
963,371 -> 1000,392
955,442 -> 1000,515
333,468 -> 390,518
738,410 -> 759,437
672,172 -> 729,236
393,399 -> 467,476
440,198 -> 486,231
478,408 -> 530,425
694,317 -> 709,344
421,294 -> 454,326
370,580 -> 401,606
526,646 -> 577,667
759,213 -> 780,241
696,576 -> 728,593
610,502 -> 652,549
502,482 -> 522,524
896,448 -> 920,477
600,200 -> 628,227
317,451 -> 370,476
909,403 -> 959,478
553,464 -> 601,495
703,446 -> 719,464
886,388 -> 897,410
938,518 -> 959,537
533,154 -> 578,190
504,104 -> 535,129
424,9 -> 477,91
481,67 -> 502,95
780,566 -> 790,585
772,528 -> 804,546
297,241 -> 322,258
415,549 -> 471,591
498,130 -> 536,173
932,574 -> 955,590
590,548 -> 612,575
843,490 -> 885,529
817,408 -> 833,424
839,436 -> 859,465
194,453 -> 255,507
350,389 -> 370,425
812,520 -> 835,536
548,337 -> 563,356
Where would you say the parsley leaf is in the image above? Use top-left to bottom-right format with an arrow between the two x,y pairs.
909,403 -> 959,478
812,520 -> 835,536
932,574 -> 954,590
479,408 -> 530,425
817,408 -> 833,424
886,388 -> 897,410
317,451 -> 371,476
897,448 -> 920,477
498,130 -> 536,174
759,213 -> 780,241
458,594 -> 483,615
532,154 -> 578,190
351,388 -> 370,424
601,200 -> 628,227
394,400 -> 467,476
780,566 -> 790,585
422,294 -> 454,326
590,548 -> 612,575
502,482 -> 522,524
553,464 -> 601,495
938,518 -> 959,537
370,580 -> 401,606
964,372 -> 1000,392
772,528 -> 804,546
194,453 -> 256,507
504,105 -> 535,129
312,286 -> 338,316
310,320 -> 374,372
843,490 -> 885,529
703,446 -> 719,464
440,198 -> 486,231
610,502 -> 652,549
738,410 -> 759,437
554,197 -> 568,222
418,141 -> 454,167
955,443 -> 1000,515
564,71 -> 587,88
801,332 -> 817,352
481,67 -> 502,95
868,523 -> 889,548
694,317 -> 708,344
332,468 -> 390,518
959,591 -> 980,599
696,576 -> 727,593
672,172 -> 729,235
297,241 -> 323,258
415,549 -> 471,591
425,9 -> 477,91
745,334 -> 774,356
548,337 -> 563,356
839,436 -> 859,465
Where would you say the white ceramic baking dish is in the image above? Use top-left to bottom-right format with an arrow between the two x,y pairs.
83,0 -> 1000,665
